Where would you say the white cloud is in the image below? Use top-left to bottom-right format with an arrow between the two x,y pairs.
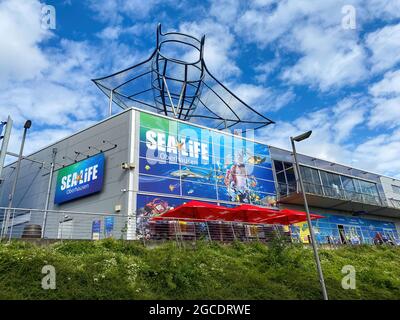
179,20 -> 240,80
254,54 -> 281,83
369,69 -> 400,97
0,0 -> 145,155
368,69 -> 400,128
353,130 -> 400,178
281,25 -> 367,91
368,97 -> 400,129
230,0 -> 400,92
229,83 -> 295,113
332,97 -> 367,143
210,0 -> 240,24
258,97 -> 369,165
365,23 -> 400,73
87,0 -> 166,24
0,0 -> 50,85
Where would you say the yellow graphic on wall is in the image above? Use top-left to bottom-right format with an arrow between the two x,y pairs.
292,222 -> 310,244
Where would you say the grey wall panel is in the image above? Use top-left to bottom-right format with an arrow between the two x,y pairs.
380,176 -> 400,204
0,110 -> 133,223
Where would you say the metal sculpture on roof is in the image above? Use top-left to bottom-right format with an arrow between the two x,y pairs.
93,24 -> 274,131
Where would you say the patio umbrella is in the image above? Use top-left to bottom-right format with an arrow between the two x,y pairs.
225,204 -> 281,224
151,200 -> 231,222
263,209 -> 325,225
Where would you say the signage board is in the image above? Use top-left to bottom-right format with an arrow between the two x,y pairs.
136,111 -> 277,238
92,220 -> 101,240
54,153 -> 105,204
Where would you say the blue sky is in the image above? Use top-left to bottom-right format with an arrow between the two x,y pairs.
0,0 -> 400,177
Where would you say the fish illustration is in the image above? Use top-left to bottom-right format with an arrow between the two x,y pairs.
247,155 -> 266,165
169,184 -> 179,192
145,164 -> 151,171
170,168 -> 212,180
187,189 -> 194,194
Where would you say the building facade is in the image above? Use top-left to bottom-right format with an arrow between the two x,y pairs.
0,108 -> 399,244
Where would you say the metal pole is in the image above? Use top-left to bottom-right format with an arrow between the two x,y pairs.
2,121 -> 31,239
0,116 -> 13,179
42,148 -> 57,238
8,208 -> 15,242
291,137 -> 329,300
109,90 -> 114,116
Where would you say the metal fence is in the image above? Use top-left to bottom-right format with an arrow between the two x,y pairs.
0,207 -> 135,241
0,207 -> 292,244
139,219 -> 291,245
1,207 -> 399,247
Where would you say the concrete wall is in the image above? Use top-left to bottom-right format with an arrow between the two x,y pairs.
0,109 -> 133,239
380,176 -> 400,207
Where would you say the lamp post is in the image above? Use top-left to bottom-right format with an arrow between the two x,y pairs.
290,130 -> 328,300
2,120 -> 32,240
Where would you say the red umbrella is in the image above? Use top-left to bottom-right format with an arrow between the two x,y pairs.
151,200 -> 231,222
263,209 -> 324,225
225,204 -> 281,224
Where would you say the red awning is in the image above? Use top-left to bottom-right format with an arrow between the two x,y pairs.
150,201 -> 325,225
224,204 -> 282,224
151,200 -> 231,222
261,210 -> 324,225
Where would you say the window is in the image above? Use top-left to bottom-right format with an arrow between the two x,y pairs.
273,160 -> 284,172
341,176 -> 355,192
357,180 -> 379,196
392,185 -> 400,195
320,171 -> 342,197
300,166 -> 323,195
273,161 -> 297,196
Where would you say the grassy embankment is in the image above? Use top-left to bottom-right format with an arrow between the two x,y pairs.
0,239 -> 399,299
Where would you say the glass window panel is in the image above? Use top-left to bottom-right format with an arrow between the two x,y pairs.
300,166 -> 320,185
358,180 -> 378,196
277,172 -> 286,184
341,176 -> 355,192
285,168 -> 296,184
274,160 -> 284,172
284,161 -> 293,170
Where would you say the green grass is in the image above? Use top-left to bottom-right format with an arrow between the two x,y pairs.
0,239 -> 399,300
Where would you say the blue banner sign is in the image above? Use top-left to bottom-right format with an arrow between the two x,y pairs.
54,153 -> 105,204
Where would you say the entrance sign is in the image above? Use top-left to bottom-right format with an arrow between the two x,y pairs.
54,153 -> 105,204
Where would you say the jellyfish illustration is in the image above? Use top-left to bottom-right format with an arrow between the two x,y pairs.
93,24 -> 274,131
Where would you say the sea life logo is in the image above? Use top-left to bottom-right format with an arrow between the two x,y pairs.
54,153 -> 105,204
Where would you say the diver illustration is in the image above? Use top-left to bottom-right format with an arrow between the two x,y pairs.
93,24 -> 275,131
224,152 -> 258,203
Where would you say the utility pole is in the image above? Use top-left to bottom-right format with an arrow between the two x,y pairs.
290,131 -> 329,300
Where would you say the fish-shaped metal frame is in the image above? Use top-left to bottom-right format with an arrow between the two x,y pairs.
93,24 -> 275,132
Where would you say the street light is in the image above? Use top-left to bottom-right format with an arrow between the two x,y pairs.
290,130 -> 329,300
1,120 -> 32,240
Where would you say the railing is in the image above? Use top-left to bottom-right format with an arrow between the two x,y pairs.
139,219 -> 291,244
0,207 -> 398,247
0,207 -> 135,241
0,207 -> 292,244
277,182 -> 385,207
